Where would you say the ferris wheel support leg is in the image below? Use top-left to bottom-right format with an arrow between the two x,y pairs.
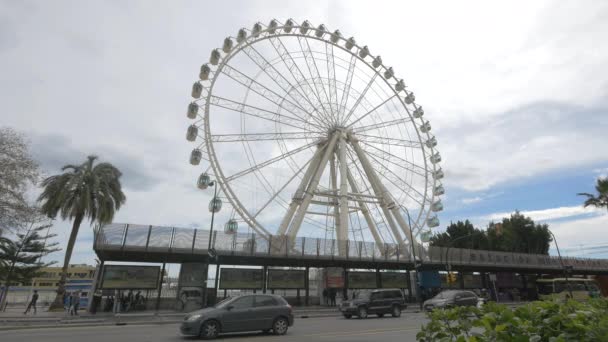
350,138 -> 406,250
337,134 -> 350,256
346,169 -> 384,248
330,154 -> 340,240
277,144 -> 325,236
287,133 -> 340,239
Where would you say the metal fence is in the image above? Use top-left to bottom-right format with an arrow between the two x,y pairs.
95,223 -> 608,272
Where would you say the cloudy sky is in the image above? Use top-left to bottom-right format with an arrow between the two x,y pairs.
1,0 -> 608,266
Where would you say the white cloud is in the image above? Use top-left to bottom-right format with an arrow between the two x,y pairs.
550,213 -> 608,255
461,196 -> 483,205
593,167 -> 608,179
2,1 -> 608,263
484,205 -> 604,222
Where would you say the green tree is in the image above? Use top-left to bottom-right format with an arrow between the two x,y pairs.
429,220 -> 488,250
486,212 -> 551,254
0,208 -> 59,310
37,156 -> 126,310
578,177 -> 608,211
0,127 -> 39,235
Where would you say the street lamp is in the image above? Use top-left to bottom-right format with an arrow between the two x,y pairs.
399,205 -> 423,310
526,223 -> 573,298
444,230 -> 486,271
198,173 -> 222,307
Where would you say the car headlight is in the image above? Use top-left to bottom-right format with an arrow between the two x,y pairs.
187,314 -> 202,321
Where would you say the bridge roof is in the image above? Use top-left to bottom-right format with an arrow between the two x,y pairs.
94,223 -> 608,275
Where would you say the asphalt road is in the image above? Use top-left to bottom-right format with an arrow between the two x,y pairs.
2,313 -> 429,342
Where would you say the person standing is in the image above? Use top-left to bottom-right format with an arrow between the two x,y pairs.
329,288 -> 337,307
23,290 -> 39,315
63,292 -> 69,312
322,288 -> 328,306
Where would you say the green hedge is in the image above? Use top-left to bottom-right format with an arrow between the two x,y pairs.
416,299 -> 608,342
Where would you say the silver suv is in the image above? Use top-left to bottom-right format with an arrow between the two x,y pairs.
180,294 -> 294,339
423,290 -> 480,311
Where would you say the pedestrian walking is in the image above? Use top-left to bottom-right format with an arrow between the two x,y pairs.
125,290 -> 134,312
23,290 -> 39,315
70,291 -> 81,316
112,289 -> 121,314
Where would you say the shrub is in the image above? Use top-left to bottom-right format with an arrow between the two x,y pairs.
416,298 -> 608,342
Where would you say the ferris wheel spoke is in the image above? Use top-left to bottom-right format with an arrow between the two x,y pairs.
211,132 -> 322,143
361,149 -> 426,205
348,94 -> 398,128
338,53 -> 357,124
326,43 -> 339,119
225,141 -> 317,182
356,134 -> 422,148
210,95 -> 317,131
252,158 -> 312,219
296,35 -> 334,120
352,116 -> 412,133
221,64 -> 325,131
359,141 -> 428,176
363,147 -> 426,178
241,44 -> 330,128
266,36 -> 334,125
341,73 -> 379,126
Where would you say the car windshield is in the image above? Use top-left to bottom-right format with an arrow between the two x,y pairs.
355,291 -> 372,300
433,291 -> 456,299
214,297 -> 234,308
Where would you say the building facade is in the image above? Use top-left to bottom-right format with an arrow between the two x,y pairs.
1,264 -> 96,306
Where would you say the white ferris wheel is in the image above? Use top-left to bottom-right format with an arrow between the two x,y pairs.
185,19 -> 444,256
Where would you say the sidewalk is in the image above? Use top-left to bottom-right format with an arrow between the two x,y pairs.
0,305 -> 355,331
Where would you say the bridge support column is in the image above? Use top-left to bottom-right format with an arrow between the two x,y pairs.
213,263 -> 220,305
262,265 -> 268,294
406,270 -> 413,302
343,268 -> 349,300
305,266 -> 310,306
156,263 -> 166,312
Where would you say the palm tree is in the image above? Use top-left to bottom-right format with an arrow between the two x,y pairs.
38,156 -> 126,310
578,177 -> 608,212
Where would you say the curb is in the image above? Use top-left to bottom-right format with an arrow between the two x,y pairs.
0,319 -> 184,332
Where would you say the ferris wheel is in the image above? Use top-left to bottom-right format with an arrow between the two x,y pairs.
185,19 -> 444,255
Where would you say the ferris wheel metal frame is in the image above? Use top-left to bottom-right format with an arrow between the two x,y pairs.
185,19 -> 444,257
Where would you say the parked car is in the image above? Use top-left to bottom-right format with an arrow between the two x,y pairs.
339,289 -> 407,319
423,290 -> 480,311
180,294 -> 294,339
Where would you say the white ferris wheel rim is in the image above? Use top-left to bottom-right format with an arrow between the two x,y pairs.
189,19 -> 443,245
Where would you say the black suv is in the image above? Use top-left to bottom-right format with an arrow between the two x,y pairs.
339,289 -> 407,319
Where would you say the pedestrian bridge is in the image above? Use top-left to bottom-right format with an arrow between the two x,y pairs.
94,223 -> 608,275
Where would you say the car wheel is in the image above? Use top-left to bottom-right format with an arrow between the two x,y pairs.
200,320 -> 220,340
357,306 -> 368,319
391,305 -> 401,317
343,314 -> 352,319
377,313 -> 384,318
273,317 -> 289,335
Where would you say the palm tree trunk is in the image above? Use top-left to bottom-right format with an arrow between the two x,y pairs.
48,214 -> 84,311
0,261 -> 17,311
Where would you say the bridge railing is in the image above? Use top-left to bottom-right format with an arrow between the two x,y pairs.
94,223 -> 608,272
